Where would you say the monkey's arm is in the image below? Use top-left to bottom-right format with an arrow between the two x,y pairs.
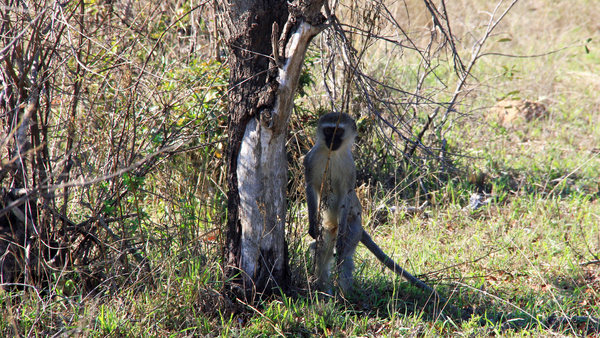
360,230 -> 449,305
306,183 -> 319,239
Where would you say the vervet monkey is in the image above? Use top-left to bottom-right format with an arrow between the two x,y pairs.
304,112 -> 447,303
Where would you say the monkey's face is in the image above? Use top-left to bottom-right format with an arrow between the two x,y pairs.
322,126 -> 345,151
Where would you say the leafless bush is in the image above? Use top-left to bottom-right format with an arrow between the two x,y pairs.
1,0 -> 226,295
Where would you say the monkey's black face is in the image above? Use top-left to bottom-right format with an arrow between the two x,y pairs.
323,126 -> 345,151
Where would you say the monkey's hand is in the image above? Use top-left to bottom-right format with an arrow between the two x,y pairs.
306,184 -> 320,239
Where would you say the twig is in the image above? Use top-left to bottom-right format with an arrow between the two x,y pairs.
0,7 -> 48,62
406,108 -> 438,160
438,0 -> 520,133
547,151 -> 600,196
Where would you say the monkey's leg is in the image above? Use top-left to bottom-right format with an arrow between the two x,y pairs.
314,227 -> 337,292
336,215 -> 362,293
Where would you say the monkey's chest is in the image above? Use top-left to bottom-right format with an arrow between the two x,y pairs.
313,154 -> 354,206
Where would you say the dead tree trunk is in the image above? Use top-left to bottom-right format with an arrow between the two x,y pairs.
219,0 -> 326,297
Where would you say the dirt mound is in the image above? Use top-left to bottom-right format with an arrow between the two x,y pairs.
489,99 -> 547,127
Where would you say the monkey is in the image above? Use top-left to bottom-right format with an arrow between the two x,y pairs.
304,112 -> 448,304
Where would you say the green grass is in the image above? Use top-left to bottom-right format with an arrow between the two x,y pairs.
3,0 -> 600,336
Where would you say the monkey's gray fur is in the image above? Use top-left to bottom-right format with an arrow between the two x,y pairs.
304,112 -> 448,303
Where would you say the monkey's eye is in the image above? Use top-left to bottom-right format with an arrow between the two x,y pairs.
323,127 -> 343,136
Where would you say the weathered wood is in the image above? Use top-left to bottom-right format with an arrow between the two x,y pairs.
220,0 -> 325,296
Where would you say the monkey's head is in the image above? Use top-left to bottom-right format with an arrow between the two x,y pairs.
316,112 -> 357,151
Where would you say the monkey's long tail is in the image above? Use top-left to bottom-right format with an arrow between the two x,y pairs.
360,230 -> 450,306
